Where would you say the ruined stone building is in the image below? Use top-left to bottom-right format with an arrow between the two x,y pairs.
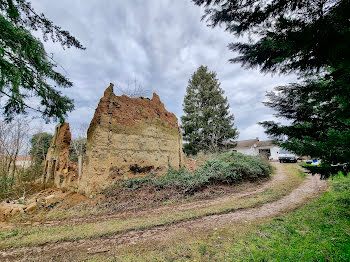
42,123 -> 78,190
42,84 -> 184,195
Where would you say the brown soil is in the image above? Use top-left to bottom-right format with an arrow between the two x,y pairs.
0,163 -> 327,261
184,158 -> 198,173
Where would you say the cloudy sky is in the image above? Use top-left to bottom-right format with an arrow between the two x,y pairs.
29,0 -> 296,140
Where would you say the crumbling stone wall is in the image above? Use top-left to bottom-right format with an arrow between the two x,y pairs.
42,84 -> 184,195
78,84 -> 184,194
42,123 -> 78,191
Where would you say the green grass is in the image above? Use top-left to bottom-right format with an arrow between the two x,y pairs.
0,165 -> 303,249
91,174 -> 350,262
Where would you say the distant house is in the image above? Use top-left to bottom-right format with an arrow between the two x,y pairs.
15,156 -> 32,168
233,138 -> 280,161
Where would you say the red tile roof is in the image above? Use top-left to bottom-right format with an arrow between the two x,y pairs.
16,156 -> 31,161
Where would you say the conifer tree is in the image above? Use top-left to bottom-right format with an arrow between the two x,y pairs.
0,0 -> 85,122
181,65 -> 238,155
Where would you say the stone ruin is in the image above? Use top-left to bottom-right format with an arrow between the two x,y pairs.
42,84 -> 184,195
42,123 -> 78,190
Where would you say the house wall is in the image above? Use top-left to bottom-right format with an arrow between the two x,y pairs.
257,146 -> 280,160
237,146 -> 281,161
236,147 -> 258,156
270,146 -> 280,161
15,160 -> 31,168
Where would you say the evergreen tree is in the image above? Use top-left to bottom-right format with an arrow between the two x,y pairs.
261,77 -> 350,178
181,65 -> 238,155
192,0 -> 350,177
0,0 -> 85,122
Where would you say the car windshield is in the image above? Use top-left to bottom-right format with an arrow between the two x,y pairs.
279,148 -> 293,154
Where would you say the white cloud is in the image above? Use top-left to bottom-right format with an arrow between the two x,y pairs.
24,0 -> 297,140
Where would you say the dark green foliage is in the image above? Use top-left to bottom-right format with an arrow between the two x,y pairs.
17,162 -> 42,181
0,0 -> 85,122
29,132 -> 52,164
0,175 -> 13,199
122,152 -> 271,194
193,0 -> 349,73
193,0 -> 350,177
260,74 -> 350,178
181,65 -> 238,155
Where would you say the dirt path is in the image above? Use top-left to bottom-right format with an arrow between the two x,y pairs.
0,163 -> 327,261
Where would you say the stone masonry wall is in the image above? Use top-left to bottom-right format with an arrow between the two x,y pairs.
42,123 -> 78,191
78,84 -> 184,195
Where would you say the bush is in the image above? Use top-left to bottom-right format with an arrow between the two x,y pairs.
122,175 -> 155,190
121,151 -> 271,195
0,175 -> 14,199
0,163 -> 43,201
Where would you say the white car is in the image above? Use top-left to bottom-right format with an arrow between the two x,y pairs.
278,149 -> 297,163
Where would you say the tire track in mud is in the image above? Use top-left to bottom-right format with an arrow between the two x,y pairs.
0,163 -> 327,261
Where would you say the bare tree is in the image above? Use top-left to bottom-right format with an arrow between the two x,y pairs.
117,78 -> 152,98
70,123 -> 89,162
0,117 -> 29,197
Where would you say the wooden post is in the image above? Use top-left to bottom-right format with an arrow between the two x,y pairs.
78,155 -> 83,177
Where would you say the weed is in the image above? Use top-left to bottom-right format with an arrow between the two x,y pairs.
0,229 -> 19,240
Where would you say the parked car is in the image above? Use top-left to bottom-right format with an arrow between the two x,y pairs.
305,159 -> 321,165
278,149 -> 297,163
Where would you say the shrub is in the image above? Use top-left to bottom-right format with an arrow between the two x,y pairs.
119,151 -> 272,195
122,175 -> 155,190
0,162 -> 43,201
154,169 -> 205,194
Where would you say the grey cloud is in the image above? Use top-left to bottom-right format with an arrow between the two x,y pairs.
28,0 -> 296,140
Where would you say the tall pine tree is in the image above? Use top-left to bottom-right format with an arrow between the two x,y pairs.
181,66 -> 238,155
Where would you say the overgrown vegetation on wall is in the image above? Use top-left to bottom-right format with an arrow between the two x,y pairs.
120,152 -> 271,195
